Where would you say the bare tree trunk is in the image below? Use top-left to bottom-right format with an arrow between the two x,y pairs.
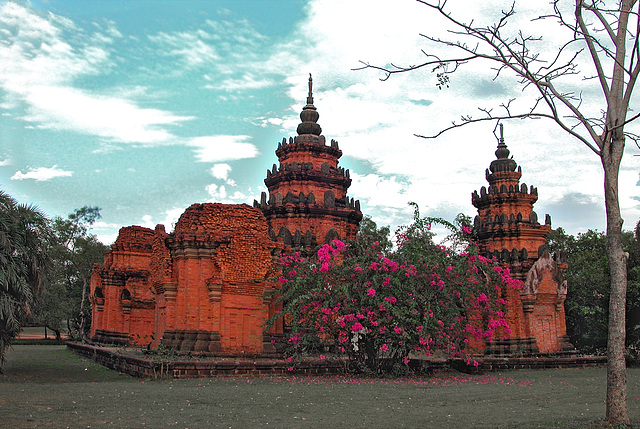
603,137 -> 630,426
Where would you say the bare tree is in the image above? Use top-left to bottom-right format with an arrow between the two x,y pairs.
357,0 -> 639,425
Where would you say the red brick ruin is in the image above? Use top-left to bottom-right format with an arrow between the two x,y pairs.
90,80 -> 570,356
90,76 -> 362,354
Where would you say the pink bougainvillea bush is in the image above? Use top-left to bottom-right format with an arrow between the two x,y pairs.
266,206 -> 521,374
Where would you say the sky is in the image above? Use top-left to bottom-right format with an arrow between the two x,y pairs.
1,0 -> 639,245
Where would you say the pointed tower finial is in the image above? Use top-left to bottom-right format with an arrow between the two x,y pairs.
307,74 -> 314,105
297,74 -> 322,138
490,124 -> 517,172
495,123 -> 510,160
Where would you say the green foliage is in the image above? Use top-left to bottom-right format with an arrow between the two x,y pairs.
0,190 -> 50,367
351,216 -> 392,257
546,227 -> 640,355
30,206 -> 108,340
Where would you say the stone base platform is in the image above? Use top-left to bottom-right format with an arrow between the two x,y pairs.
67,342 -> 607,379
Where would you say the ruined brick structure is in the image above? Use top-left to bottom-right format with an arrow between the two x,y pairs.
471,125 -> 571,354
89,80 -> 571,357
89,77 -> 362,354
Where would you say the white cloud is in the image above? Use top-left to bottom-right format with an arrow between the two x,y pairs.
206,183 -> 252,204
140,207 -> 186,232
22,85 -> 193,143
10,165 -> 73,181
0,158 -> 11,166
189,136 -> 259,162
0,3 -> 193,145
95,232 -> 118,246
210,163 -> 236,185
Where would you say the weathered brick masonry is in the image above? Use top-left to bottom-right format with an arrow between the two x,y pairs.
90,82 -> 569,357
90,77 -> 362,354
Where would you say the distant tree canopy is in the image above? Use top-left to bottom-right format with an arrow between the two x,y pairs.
547,227 -> 640,354
0,190 -> 109,370
31,207 -> 108,340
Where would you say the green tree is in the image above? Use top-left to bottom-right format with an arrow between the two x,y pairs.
31,207 -> 108,340
359,1 -> 640,422
0,190 -> 50,369
547,227 -> 640,355
351,216 -> 393,257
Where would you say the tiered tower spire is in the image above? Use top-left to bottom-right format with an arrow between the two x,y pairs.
472,124 -> 550,264
471,126 -> 570,355
254,75 -> 362,249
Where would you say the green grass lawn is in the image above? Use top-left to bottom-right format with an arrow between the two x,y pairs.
1,345 -> 639,428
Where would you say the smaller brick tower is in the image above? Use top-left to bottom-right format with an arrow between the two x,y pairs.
471,125 -> 571,354
255,75 -> 362,250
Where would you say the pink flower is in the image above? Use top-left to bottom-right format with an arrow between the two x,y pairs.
320,262 -> 330,272
331,239 -> 346,251
394,327 -> 402,334
320,355 -> 326,360
384,296 -> 397,304
351,322 -> 364,332
461,226 -> 472,234
380,344 -> 389,351
367,288 -> 376,297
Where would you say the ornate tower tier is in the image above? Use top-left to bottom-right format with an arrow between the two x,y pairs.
471,125 -> 571,355
471,125 -> 551,266
255,75 -> 362,248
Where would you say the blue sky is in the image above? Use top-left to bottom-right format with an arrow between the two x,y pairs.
1,0 -> 639,244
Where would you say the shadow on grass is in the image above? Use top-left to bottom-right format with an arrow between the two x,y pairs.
0,345 -> 638,428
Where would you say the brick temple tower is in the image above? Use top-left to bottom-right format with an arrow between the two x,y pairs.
471,125 -> 571,354
255,75 -> 362,250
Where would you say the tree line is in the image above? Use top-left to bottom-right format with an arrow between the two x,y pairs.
0,190 -> 108,370
547,225 -> 640,359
